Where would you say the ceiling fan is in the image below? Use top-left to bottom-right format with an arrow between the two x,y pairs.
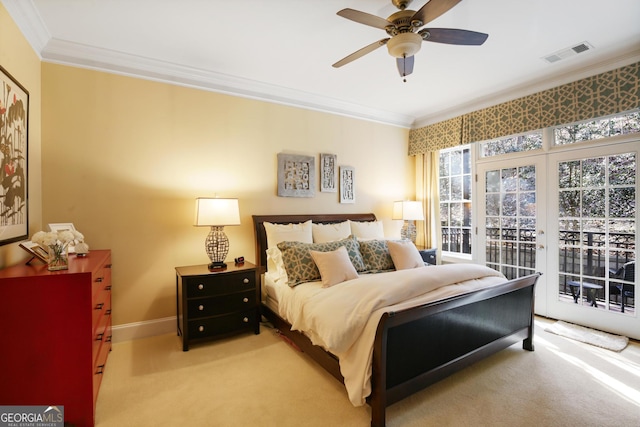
332,0 -> 488,81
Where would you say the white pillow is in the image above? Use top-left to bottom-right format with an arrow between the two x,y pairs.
312,221 -> 351,243
387,240 -> 425,270
264,220 -> 312,249
310,246 -> 359,287
382,219 -> 404,240
349,220 -> 385,240
266,247 -> 288,282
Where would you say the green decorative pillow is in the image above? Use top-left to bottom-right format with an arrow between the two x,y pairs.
359,239 -> 397,272
277,236 -> 366,287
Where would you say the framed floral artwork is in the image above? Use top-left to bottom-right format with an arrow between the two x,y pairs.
0,65 -> 29,246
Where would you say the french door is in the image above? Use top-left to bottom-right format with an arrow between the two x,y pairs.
476,156 -> 548,315
547,143 -> 638,338
476,141 -> 638,339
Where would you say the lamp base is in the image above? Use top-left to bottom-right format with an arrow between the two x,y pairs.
208,261 -> 227,271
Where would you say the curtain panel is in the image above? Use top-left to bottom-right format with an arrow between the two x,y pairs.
408,61 -> 640,155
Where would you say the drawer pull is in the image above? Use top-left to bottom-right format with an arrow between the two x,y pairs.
243,317 -> 249,323
106,264 -> 113,269
96,333 -> 104,341
243,297 -> 249,303
105,285 -> 112,291
243,278 -> 249,284
198,305 -> 204,311
96,277 -> 104,282
96,364 -> 105,375
198,284 -> 204,290
106,335 -> 112,343
106,309 -> 112,315
95,303 -> 104,310
198,325 -> 205,332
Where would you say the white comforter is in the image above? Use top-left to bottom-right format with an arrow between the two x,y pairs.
274,264 -> 507,405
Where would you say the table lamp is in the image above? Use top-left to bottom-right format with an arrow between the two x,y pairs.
194,198 -> 241,270
392,200 -> 424,243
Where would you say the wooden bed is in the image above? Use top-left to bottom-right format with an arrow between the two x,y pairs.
253,213 -> 540,427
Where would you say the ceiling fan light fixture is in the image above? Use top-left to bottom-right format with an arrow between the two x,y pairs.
387,32 -> 422,58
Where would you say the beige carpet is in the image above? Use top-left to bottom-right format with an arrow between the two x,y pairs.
96,317 -> 640,427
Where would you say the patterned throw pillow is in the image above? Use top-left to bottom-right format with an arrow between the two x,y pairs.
358,239 -> 396,272
277,235 -> 366,287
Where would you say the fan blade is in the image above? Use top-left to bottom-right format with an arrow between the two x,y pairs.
396,55 -> 415,77
412,0 -> 462,26
337,8 -> 390,30
332,38 -> 389,68
422,28 -> 488,45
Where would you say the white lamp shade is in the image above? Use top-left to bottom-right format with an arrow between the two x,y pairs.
392,200 -> 424,221
194,198 -> 241,226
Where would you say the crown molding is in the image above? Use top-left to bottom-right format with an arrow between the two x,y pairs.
2,0 -> 413,128
2,1 -> 413,128
40,38 -> 414,128
1,0 -> 49,56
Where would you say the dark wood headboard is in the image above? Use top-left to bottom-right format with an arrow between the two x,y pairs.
252,213 -> 377,274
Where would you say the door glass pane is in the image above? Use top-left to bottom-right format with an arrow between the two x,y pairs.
485,166 -> 537,279
557,153 -> 636,314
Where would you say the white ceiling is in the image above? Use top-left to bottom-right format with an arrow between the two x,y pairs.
3,0 -> 640,128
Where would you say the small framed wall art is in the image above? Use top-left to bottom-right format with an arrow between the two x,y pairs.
340,166 -> 355,204
277,153 -> 316,198
0,65 -> 29,246
320,153 -> 337,192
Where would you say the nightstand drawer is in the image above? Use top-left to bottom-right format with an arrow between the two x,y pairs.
185,271 -> 255,297
419,248 -> 437,265
187,309 -> 257,338
187,290 -> 255,318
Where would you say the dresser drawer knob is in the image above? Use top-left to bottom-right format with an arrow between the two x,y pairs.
96,277 -> 104,282
198,284 -> 204,290
198,305 -> 204,311
243,297 -> 249,303
96,364 -> 105,375
96,333 -> 104,341
243,317 -> 249,323
198,325 -> 205,332
95,303 -> 104,310
243,278 -> 249,284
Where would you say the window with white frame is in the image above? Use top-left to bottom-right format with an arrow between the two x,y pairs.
480,131 -> 543,157
439,145 -> 472,255
554,109 -> 640,145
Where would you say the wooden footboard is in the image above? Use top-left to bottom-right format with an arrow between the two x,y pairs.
260,273 -> 538,427
369,273 -> 539,427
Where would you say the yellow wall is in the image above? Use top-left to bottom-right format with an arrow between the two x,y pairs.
40,64 -> 414,325
0,4 -> 42,266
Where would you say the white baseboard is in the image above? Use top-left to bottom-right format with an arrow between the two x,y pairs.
112,316 -> 176,343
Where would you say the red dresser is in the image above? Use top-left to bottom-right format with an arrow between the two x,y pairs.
0,249 -> 112,427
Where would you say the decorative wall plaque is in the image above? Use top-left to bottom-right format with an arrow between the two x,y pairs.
320,153 -> 337,192
340,166 -> 355,204
277,153 -> 316,198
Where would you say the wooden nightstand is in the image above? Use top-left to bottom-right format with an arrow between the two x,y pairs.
417,247 -> 437,265
176,262 -> 259,351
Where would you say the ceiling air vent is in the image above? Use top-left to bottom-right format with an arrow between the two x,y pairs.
543,41 -> 594,64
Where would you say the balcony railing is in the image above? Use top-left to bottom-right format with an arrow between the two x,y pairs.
477,227 -> 636,311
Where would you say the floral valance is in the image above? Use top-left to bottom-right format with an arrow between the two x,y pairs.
408,61 -> 640,155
